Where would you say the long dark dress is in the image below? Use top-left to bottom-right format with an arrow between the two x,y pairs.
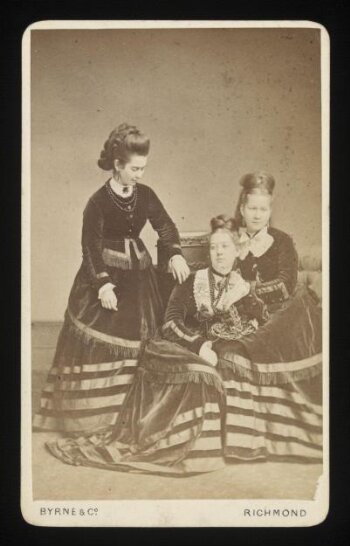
33,181 -> 183,433
218,226 -> 323,461
46,238 -> 323,475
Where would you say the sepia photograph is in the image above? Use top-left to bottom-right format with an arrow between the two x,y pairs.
21,20 -> 329,527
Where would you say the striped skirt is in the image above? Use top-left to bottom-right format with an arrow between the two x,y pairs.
32,312 -> 142,433
216,287 -> 323,462
47,340 -> 227,474
46,340 -> 323,474
33,260 -> 163,433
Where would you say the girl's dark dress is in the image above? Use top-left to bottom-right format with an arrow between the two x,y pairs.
46,226 -> 322,475
33,181 -> 183,433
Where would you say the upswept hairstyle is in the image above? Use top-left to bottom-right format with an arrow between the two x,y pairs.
97,123 -> 150,170
209,214 -> 239,244
234,172 -> 275,227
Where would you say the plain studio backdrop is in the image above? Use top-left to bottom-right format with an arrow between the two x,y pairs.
30,27 -> 321,322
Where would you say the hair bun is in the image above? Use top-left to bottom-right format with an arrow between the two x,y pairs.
97,147 -> 112,171
97,123 -> 150,171
210,214 -> 236,233
117,123 -> 140,139
240,171 -> 275,194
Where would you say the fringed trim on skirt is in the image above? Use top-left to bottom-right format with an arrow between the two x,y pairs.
65,308 -> 142,360
102,247 -> 152,270
140,366 -> 225,395
219,356 -> 322,386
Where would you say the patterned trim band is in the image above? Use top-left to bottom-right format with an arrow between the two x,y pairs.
162,320 -> 202,343
102,243 -> 152,270
255,280 -> 289,299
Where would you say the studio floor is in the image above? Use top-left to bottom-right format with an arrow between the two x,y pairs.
31,323 -> 323,501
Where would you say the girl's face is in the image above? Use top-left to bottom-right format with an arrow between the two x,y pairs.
209,230 -> 238,275
115,154 -> 148,186
240,193 -> 272,234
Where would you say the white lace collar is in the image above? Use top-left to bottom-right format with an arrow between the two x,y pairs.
238,226 -> 274,260
109,177 -> 134,198
193,268 -> 250,317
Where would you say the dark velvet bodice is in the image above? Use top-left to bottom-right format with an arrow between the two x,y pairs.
81,182 -> 182,288
237,227 -> 298,305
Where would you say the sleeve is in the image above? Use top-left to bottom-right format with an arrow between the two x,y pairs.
161,277 -> 207,354
81,198 -> 113,290
147,187 -> 183,261
255,234 -> 298,304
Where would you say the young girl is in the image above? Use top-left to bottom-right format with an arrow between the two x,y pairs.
46,210 -> 322,475
33,123 -> 190,433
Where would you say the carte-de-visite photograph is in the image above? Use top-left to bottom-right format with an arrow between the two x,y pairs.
21,21 -> 329,527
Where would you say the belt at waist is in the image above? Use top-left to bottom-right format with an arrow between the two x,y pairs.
102,237 -> 145,253
102,238 -> 151,270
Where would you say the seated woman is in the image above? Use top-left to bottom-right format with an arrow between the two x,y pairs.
47,196 -> 322,475
222,172 -> 322,385
218,172 -> 323,462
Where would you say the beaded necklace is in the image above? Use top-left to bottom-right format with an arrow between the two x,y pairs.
207,268 -> 258,340
105,181 -> 138,213
208,269 -> 231,312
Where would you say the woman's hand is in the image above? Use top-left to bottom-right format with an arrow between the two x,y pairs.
169,255 -> 190,285
100,289 -> 118,311
98,284 -> 118,311
199,341 -> 218,367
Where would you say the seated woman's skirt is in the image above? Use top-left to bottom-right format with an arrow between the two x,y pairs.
45,287 -> 323,475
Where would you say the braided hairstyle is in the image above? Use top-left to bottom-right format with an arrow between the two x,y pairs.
234,171 -> 275,227
97,123 -> 150,171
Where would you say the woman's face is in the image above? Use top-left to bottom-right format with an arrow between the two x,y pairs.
240,193 -> 272,234
209,230 -> 238,275
115,154 -> 148,186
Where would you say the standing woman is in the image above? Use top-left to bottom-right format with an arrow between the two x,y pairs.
34,123 -> 190,433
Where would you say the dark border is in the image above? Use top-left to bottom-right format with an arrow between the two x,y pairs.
1,1 -> 348,544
